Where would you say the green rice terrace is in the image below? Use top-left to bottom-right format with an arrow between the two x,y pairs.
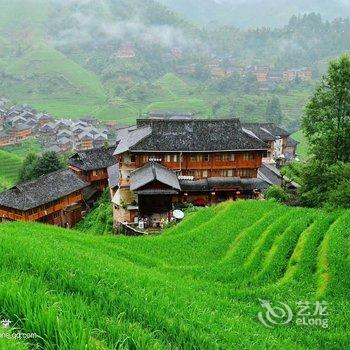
0,200 -> 349,349
0,150 -> 22,190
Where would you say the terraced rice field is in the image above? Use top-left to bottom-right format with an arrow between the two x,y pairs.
0,150 -> 22,189
0,201 -> 349,349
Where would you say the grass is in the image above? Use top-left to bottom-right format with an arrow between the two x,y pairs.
292,129 -> 309,160
0,149 -> 22,189
3,139 -> 43,158
0,200 -> 349,349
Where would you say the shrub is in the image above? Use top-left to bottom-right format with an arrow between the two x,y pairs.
264,185 -> 290,203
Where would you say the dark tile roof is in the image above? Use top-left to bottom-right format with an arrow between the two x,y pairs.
125,119 -> 267,153
257,163 -> 282,186
69,146 -> 116,171
243,123 -> 290,141
286,137 -> 299,147
130,162 -> 180,191
13,123 -> 31,132
107,164 -> 119,189
180,177 -> 269,192
0,169 -> 89,211
0,131 -> 10,138
114,126 -> 152,155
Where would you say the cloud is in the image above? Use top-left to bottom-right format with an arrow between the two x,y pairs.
49,0 -> 192,49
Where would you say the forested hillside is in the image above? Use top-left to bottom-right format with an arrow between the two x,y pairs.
1,1 -> 350,128
158,0 -> 350,28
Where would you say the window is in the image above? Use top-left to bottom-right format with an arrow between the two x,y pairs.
190,154 -> 197,162
202,170 -> 208,178
222,153 -> 230,161
237,169 -> 255,178
243,153 -> 254,161
165,154 -> 171,162
227,170 -> 233,177
203,154 -> 210,162
215,154 -> 222,161
172,154 -> 178,162
230,154 -> 236,161
130,155 -> 136,163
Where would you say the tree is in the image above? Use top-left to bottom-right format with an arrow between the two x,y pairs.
264,185 -> 290,203
302,55 -> 350,164
18,153 -> 38,183
265,96 -> 283,125
32,152 -> 63,178
299,161 -> 350,208
243,73 -> 259,94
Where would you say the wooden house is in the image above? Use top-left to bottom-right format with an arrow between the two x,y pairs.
0,131 -> 13,147
283,68 -> 312,82
0,169 -> 89,227
37,113 -> 54,127
111,119 -> 270,226
78,132 -> 94,150
242,123 -> 294,162
69,146 -> 117,192
11,124 -> 32,142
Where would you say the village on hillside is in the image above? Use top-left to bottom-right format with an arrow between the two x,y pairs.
0,108 -> 300,234
0,97 -> 118,152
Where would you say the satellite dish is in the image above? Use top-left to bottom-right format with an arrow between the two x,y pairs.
173,210 -> 185,220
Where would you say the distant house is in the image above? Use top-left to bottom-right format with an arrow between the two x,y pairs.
210,67 -> 226,79
80,116 -> 99,126
40,122 -> 56,135
284,137 -> 300,160
73,125 -> 87,135
283,68 -> 312,82
246,66 -> 270,82
10,115 -> 27,127
11,124 -> 32,142
55,120 -> 71,131
58,129 -> 72,139
93,133 -> 108,149
37,113 -> 54,127
242,123 -> 295,163
0,131 -> 13,147
115,45 -> 136,59
78,132 -> 94,150
69,146 -> 117,191
0,169 -> 90,227
258,163 -> 299,191
58,136 -> 73,151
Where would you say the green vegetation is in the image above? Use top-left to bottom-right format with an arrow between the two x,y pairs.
76,190 -> 113,235
0,150 -> 22,190
264,185 -> 291,202
292,130 -> 309,160
291,55 -> 350,209
3,139 -> 43,158
0,200 -> 349,348
18,151 -> 64,183
265,96 -> 283,125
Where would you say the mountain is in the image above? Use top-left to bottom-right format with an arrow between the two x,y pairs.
0,200 -> 349,348
158,0 -> 350,28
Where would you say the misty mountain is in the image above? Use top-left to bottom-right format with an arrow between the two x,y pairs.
157,0 -> 350,28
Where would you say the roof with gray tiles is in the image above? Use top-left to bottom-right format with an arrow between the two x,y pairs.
130,162 -> 180,191
0,169 -> 89,211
